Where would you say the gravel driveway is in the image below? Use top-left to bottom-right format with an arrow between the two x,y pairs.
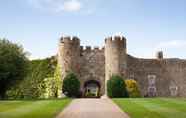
56,98 -> 129,118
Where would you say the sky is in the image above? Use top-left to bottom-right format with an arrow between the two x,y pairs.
0,0 -> 186,59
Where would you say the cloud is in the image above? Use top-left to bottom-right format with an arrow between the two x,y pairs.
60,0 -> 81,12
155,40 -> 186,50
28,0 -> 82,13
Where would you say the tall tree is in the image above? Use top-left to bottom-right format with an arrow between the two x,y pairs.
0,39 -> 29,99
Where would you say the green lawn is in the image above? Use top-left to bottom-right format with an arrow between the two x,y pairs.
113,98 -> 186,118
0,99 -> 71,118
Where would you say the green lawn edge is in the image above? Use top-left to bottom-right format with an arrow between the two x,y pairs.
113,98 -> 186,118
0,98 -> 72,118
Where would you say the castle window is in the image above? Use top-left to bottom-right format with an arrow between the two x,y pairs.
147,74 -> 157,97
169,86 -> 178,96
148,87 -> 157,97
169,81 -> 178,96
148,74 -> 156,86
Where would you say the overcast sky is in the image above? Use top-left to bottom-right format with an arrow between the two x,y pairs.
0,0 -> 186,59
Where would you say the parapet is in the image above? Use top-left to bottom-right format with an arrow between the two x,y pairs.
80,46 -> 104,52
105,35 -> 126,48
105,35 -> 126,43
60,36 -> 80,45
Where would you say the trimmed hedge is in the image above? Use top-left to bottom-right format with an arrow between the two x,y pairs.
62,72 -> 80,97
107,75 -> 128,98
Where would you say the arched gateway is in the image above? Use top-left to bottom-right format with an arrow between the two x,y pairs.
84,80 -> 101,98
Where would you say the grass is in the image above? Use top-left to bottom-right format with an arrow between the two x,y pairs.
113,98 -> 186,118
0,98 -> 71,118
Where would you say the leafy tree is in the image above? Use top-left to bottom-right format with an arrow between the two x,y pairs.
107,75 -> 128,98
125,79 -> 141,98
6,57 -> 57,99
0,39 -> 28,99
62,72 -> 80,97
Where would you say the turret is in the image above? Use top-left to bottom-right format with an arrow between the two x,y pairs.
156,51 -> 163,60
104,35 -> 127,96
58,36 -> 80,79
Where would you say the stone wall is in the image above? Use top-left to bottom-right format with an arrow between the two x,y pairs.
79,47 -> 105,95
127,54 -> 186,97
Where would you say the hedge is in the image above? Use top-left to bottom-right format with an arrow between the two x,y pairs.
62,72 -> 80,97
107,75 -> 128,98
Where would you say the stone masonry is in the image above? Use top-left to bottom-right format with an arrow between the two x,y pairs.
58,35 -> 186,97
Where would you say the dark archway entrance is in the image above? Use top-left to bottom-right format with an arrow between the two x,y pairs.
84,80 -> 101,98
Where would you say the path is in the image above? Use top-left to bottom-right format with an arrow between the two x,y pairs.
56,98 -> 129,118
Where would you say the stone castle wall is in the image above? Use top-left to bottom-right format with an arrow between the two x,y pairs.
79,46 -> 105,95
127,55 -> 186,97
58,35 -> 186,97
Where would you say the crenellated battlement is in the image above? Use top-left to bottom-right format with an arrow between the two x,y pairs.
80,46 -> 104,52
105,35 -> 126,44
60,36 -> 80,45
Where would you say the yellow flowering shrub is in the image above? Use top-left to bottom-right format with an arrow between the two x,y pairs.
125,79 -> 141,98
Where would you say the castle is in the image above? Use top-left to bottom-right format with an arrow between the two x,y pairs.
58,35 -> 186,97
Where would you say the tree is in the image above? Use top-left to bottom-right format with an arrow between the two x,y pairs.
107,75 -> 128,98
125,79 -> 141,98
62,72 -> 80,97
6,57 -> 58,99
0,39 -> 29,99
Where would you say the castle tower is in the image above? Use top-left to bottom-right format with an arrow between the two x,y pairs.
104,35 -> 127,96
58,36 -> 80,79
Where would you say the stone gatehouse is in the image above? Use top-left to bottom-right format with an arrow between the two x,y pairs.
58,35 -> 186,97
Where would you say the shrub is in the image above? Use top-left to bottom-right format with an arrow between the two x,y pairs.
125,79 -> 141,98
107,75 -> 128,98
62,72 -> 80,97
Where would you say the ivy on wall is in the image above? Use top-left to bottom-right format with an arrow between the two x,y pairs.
44,64 -> 62,98
6,56 -> 63,99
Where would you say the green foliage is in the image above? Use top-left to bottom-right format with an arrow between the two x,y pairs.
62,72 -> 80,97
53,64 -> 62,97
45,64 -> 62,98
6,57 -> 57,99
125,79 -> 141,98
107,75 -> 128,98
0,39 -> 29,99
85,91 -> 98,98
85,92 -> 97,98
